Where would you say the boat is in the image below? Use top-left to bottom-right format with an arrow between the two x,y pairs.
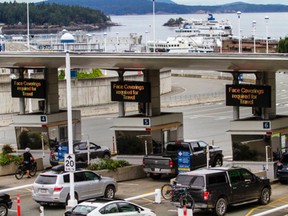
147,14 -> 232,53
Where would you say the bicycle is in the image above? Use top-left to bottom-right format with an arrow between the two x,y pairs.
14,160 -> 37,180
161,183 -> 175,200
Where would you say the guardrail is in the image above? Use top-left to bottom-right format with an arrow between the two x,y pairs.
125,188 -> 161,204
252,204 -> 288,216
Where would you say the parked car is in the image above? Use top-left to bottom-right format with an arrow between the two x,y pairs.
171,166 -> 271,216
143,139 -> 223,179
277,152 -> 288,183
49,140 -> 111,166
0,193 -> 12,216
64,198 -> 156,216
32,165 -> 117,206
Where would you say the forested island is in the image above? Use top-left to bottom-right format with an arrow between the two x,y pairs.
0,2 -> 114,34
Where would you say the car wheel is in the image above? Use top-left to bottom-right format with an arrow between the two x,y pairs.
258,187 -> 271,205
214,197 -> 227,216
0,203 -> 8,216
65,193 -> 78,206
150,174 -> 161,180
103,153 -> 111,159
104,185 -> 116,199
212,156 -> 223,167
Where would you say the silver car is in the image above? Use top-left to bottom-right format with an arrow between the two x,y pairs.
32,166 -> 117,205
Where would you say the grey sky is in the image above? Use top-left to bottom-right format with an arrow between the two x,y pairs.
0,0 -> 287,5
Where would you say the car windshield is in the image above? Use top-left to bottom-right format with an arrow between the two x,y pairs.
72,205 -> 97,214
166,143 -> 190,151
35,175 -> 57,184
176,175 -> 204,187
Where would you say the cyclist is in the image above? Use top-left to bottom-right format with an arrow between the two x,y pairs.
23,147 -> 34,178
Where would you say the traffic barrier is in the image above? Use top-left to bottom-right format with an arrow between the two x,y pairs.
177,204 -> 193,216
125,188 -> 161,204
17,194 -> 20,216
39,206 -> 44,216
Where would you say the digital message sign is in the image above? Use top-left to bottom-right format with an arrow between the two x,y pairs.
226,84 -> 271,107
11,79 -> 46,98
111,81 -> 151,102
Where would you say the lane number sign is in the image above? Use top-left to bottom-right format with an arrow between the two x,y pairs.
64,154 -> 75,172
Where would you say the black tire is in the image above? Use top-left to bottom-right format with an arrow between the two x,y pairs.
214,197 -> 227,216
150,173 -> 161,180
104,185 -> 116,199
179,194 -> 195,210
161,184 -> 173,200
103,153 -> 111,159
65,193 -> 78,206
258,187 -> 271,205
212,155 -> 223,167
30,165 -> 37,177
15,167 -> 24,180
0,203 -> 8,216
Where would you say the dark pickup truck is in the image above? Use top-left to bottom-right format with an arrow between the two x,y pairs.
142,140 -> 223,179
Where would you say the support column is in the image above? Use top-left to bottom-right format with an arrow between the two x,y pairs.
144,69 -> 161,116
262,72 -> 276,120
232,73 -> 240,120
117,70 -> 125,117
45,68 -> 60,114
17,68 -> 25,115
254,72 -> 263,117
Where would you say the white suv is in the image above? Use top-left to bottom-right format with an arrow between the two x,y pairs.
32,166 -> 117,205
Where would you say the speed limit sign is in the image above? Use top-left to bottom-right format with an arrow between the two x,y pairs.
64,154 -> 76,171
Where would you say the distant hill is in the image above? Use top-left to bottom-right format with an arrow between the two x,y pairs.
43,0 -> 288,15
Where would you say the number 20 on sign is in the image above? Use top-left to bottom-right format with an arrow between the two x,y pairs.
65,154 -> 76,171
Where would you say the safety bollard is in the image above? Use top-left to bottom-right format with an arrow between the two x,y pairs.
177,204 -> 193,216
39,206 -> 44,216
17,194 -> 20,216
154,188 -> 161,204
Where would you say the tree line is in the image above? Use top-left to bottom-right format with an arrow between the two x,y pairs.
0,2 -> 111,26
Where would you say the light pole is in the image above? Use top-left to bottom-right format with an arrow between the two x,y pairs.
152,0 -> 156,52
237,11 -> 241,53
252,20 -> 256,53
27,0 -> 30,51
103,32 -> 107,52
265,16 -> 269,54
115,32 -> 119,52
60,32 -> 77,208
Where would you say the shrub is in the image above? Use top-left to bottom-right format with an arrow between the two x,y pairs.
1,144 -> 13,154
86,158 -> 130,171
0,145 -> 22,166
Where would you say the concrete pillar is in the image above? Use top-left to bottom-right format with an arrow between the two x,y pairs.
262,72 -> 276,120
232,73 -> 240,120
117,70 -> 125,117
45,68 -> 60,114
144,69 -> 161,116
17,69 -> 25,115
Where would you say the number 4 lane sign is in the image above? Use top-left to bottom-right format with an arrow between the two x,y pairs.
65,154 -> 75,172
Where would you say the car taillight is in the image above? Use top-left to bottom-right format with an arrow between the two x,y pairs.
50,151 -> 54,157
54,186 -> 63,192
169,160 -> 173,168
203,191 -> 209,200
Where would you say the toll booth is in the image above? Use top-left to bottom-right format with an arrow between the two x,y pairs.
12,111 -> 82,150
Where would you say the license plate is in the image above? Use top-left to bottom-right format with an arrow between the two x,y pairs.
155,168 -> 160,172
40,189 -> 47,194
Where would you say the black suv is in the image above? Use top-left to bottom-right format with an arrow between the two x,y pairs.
0,193 -> 12,216
277,152 -> 288,183
172,167 -> 271,216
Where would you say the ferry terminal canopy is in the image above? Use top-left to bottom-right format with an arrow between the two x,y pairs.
0,52 -> 288,73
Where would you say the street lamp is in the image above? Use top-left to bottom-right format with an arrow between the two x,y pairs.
103,32 -> 107,52
115,32 -> 119,52
152,0 -> 156,52
60,32 -> 77,208
265,16 -> 269,54
237,11 -> 241,53
252,20 -> 256,53
27,0 -> 30,51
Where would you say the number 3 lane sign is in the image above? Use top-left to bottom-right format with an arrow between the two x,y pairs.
65,154 -> 75,172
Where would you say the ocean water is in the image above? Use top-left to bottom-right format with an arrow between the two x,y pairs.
99,12 -> 288,41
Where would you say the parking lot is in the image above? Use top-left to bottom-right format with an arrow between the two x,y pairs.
1,172 -> 288,216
